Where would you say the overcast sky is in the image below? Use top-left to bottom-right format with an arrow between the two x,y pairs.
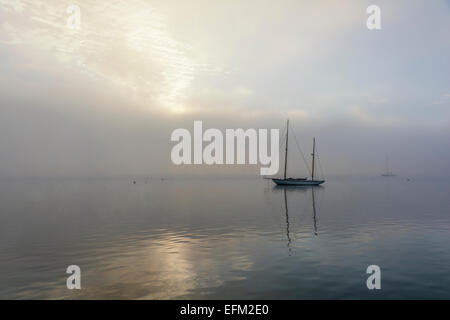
0,0 -> 449,177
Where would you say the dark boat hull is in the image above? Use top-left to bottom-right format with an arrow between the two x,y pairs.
272,178 -> 325,186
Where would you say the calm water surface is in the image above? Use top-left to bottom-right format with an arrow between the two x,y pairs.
1,176 -> 450,299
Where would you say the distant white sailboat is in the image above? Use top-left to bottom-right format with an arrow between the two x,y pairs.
272,120 -> 325,186
381,156 -> 396,177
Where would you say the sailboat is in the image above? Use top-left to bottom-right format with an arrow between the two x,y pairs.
272,120 -> 325,186
381,156 -> 396,177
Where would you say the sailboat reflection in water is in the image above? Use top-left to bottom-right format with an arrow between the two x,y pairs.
278,186 -> 320,255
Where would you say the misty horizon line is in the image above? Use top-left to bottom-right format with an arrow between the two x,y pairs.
1,173 -> 448,180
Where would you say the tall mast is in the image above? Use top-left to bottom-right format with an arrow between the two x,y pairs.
284,120 -> 289,179
311,138 -> 316,181
385,156 -> 389,175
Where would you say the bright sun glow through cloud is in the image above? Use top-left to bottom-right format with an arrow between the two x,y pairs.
0,0 -> 199,112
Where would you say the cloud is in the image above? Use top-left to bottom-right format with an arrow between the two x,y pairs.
1,1 -> 450,177
0,0 -> 202,112
346,105 -> 405,127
